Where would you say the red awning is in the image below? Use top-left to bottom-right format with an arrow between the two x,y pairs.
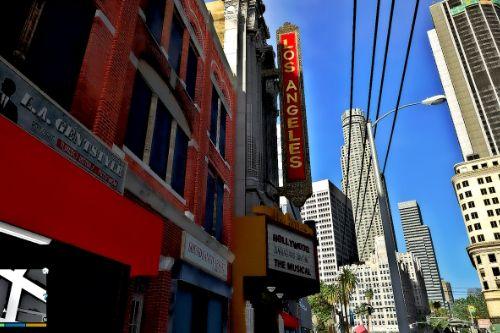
280,312 -> 300,329
0,117 -> 163,276
354,325 -> 368,333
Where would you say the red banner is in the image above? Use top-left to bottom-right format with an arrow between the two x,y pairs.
279,31 -> 306,181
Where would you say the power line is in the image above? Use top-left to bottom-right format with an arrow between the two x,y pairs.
359,200 -> 379,259
353,0 -> 382,228
340,0 -> 358,258
373,0 -> 397,133
382,0 -> 421,173
358,0 -> 422,261
353,0 -> 396,236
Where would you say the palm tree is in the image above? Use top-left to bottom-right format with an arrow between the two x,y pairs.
338,268 -> 358,332
364,288 -> 374,332
324,282 -> 341,332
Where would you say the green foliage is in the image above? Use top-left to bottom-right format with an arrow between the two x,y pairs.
430,317 -> 449,330
309,283 -> 335,328
451,293 -> 489,320
308,268 -> 358,332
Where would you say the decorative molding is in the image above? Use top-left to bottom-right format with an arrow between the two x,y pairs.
129,52 -> 139,68
95,9 -> 116,35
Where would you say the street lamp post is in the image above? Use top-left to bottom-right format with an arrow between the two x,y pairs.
365,95 -> 447,333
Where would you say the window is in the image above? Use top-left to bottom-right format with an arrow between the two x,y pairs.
473,165 -> 479,170
125,75 -> 153,159
467,225 -> 473,232
471,236 -> 476,244
465,191 -> 472,198
486,176 -> 493,183
494,161 -> 499,166
474,223 -> 482,230
481,189 -> 488,195
128,294 -> 144,333
490,187 -> 496,194
483,281 -> 489,290
496,208 -> 500,215
463,180 -> 469,187
488,210 -> 494,217
124,72 -> 189,196
209,85 -> 227,157
168,13 -> 184,74
0,1 -> 95,110
484,199 -> 491,205
477,255 -> 482,264
493,267 -> 500,277
481,163 -> 488,168
495,232 -> 500,240
457,183 -> 462,190
469,201 -> 476,208
492,221 -> 498,228
462,203 -> 467,210
478,234 -> 485,242
204,169 -> 224,240
471,212 -> 479,219
144,0 -> 166,41
494,198 -> 499,204
478,178 -> 484,184
489,254 -> 497,263
460,193 -> 464,200
185,43 -> 198,99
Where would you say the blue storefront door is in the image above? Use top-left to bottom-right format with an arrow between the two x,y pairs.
206,298 -> 223,333
171,288 -> 193,333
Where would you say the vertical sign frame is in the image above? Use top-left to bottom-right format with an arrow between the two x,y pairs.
277,23 -> 312,207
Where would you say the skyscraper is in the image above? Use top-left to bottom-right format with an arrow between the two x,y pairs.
441,279 -> 455,305
300,180 -> 358,283
428,0 -> 500,161
341,109 -> 384,261
429,0 -> 500,324
398,201 -> 445,304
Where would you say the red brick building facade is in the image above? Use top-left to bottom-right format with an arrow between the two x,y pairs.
0,0 -> 235,332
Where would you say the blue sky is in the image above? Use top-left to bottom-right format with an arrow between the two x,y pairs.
264,0 -> 480,297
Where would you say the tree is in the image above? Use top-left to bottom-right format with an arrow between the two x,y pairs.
451,293 -> 489,321
364,288 -> 374,332
338,268 -> 358,332
309,283 -> 339,332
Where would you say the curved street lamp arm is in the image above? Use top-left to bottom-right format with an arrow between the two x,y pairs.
372,101 -> 421,128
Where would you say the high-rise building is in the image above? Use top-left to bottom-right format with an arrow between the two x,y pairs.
398,253 -> 431,319
300,180 -> 358,282
345,237 -> 422,331
428,0 -> 500,161
341,109 -> 384,261
452,156 -> 500,322
429,0 -> 500,326
398,201 -> 445,304
441,279 -> 455,305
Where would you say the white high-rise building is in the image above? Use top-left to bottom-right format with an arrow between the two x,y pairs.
344,237 -> 426,331
398,201 -> 445,304
452,156 -> 500,321
341,109 -> 384,261
397,252 -> 430,319
300,180 -> 358,283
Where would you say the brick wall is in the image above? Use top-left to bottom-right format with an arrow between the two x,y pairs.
65,0 -> 237,332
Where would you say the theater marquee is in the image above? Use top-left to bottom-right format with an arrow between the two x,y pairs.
277,23 -> 312,207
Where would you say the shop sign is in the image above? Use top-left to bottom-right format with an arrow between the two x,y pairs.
0,57 -> 126,192
267,224 -> 316,280
277,23 -> 312,208
181,232 -> 228,281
